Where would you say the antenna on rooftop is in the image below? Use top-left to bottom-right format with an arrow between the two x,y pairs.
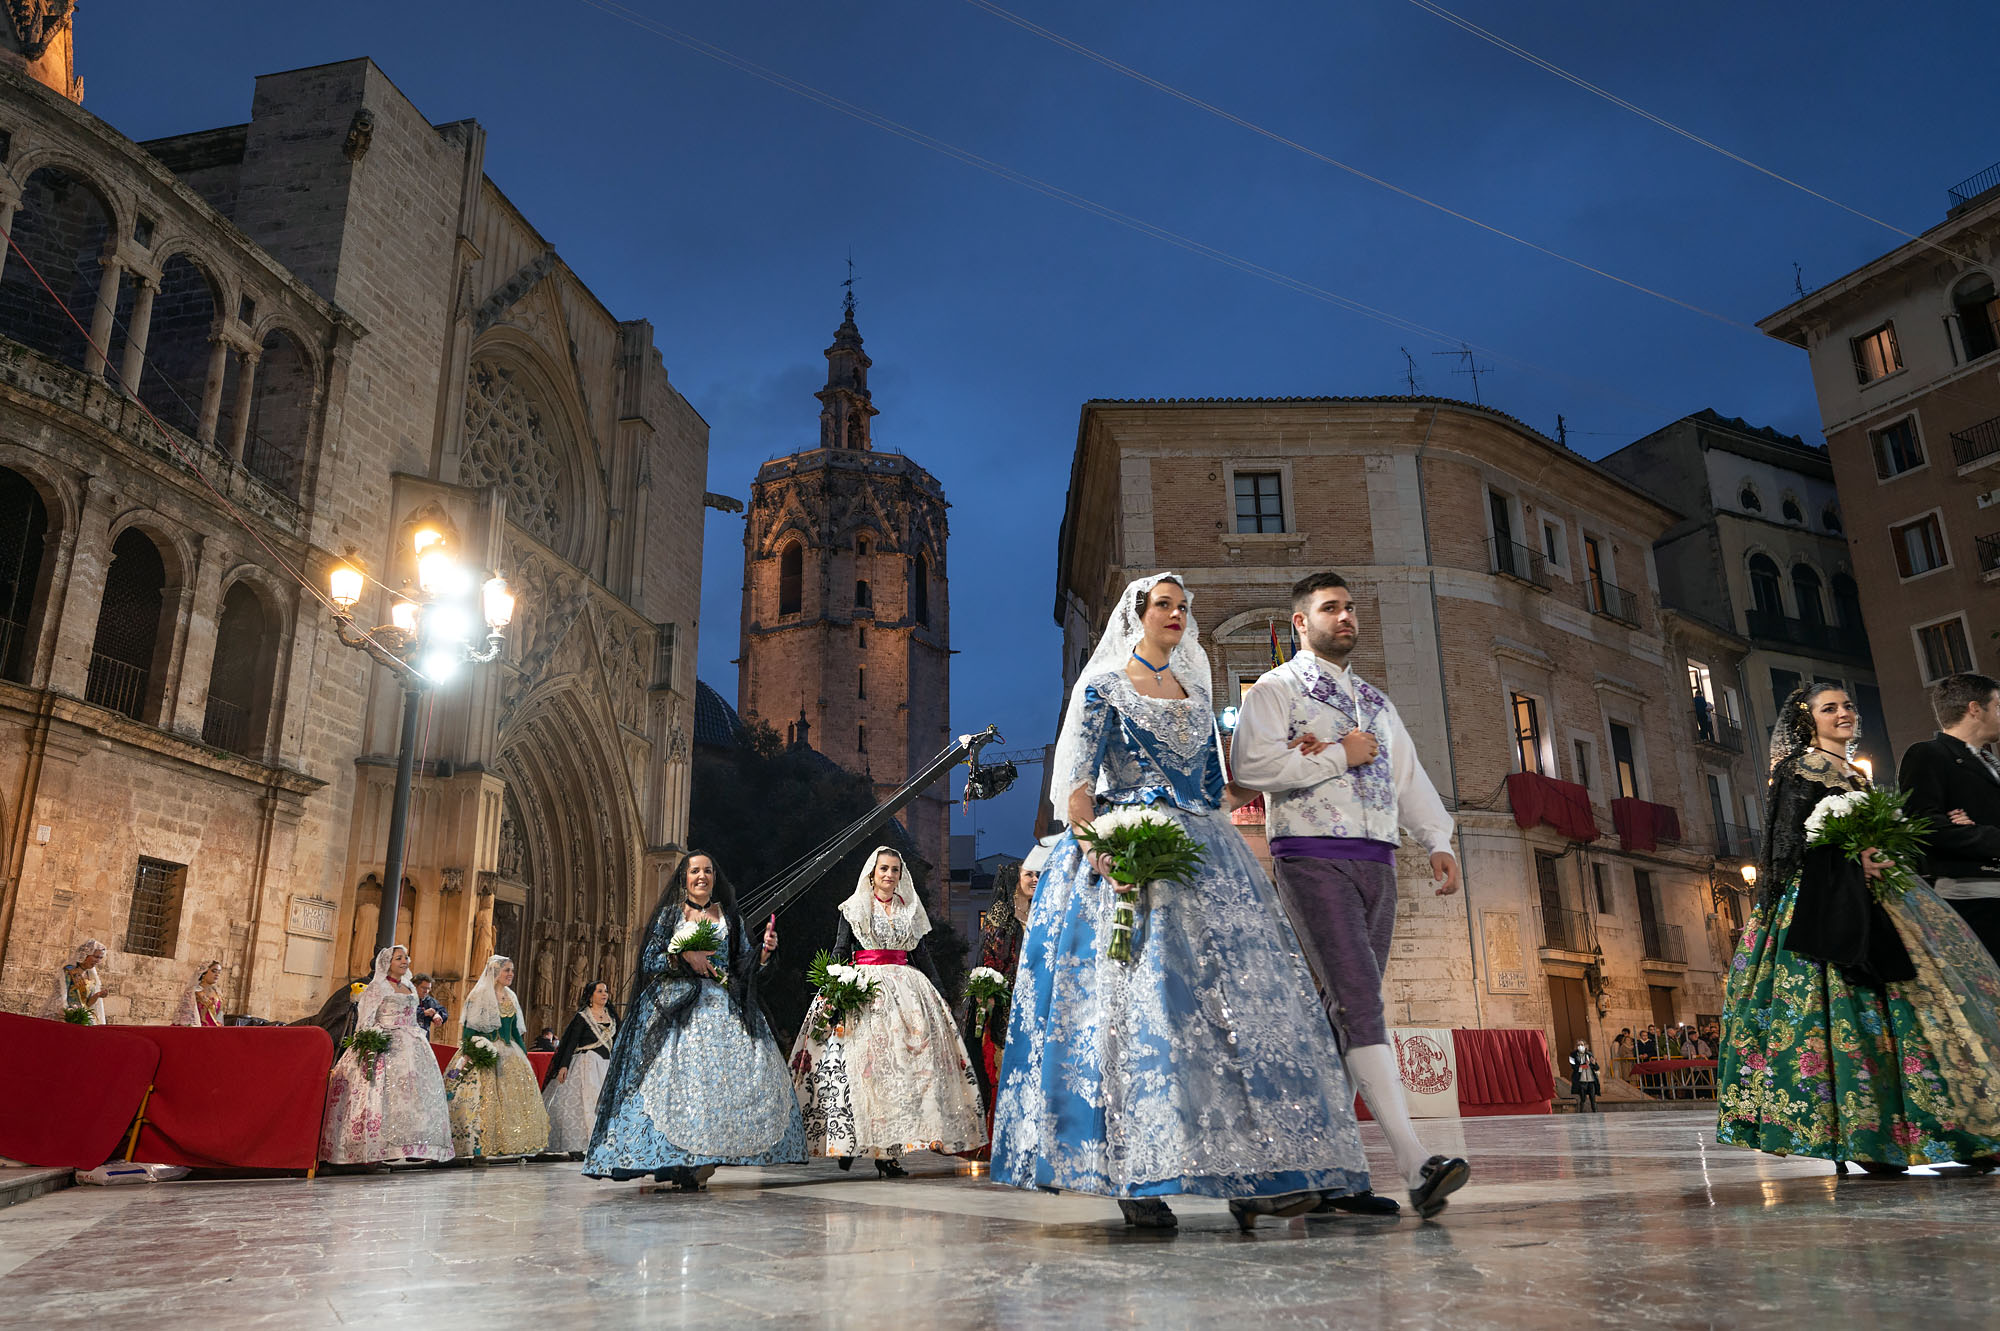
1399,346 -> 1421,395
1432,343 -> 1490,405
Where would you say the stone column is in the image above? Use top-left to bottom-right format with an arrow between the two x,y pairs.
117,274 -> 157,397
0,195 -> 20,287
171,541 -> 228,741
227,349 -> 261,465
83,255 -> 123,378
197,336 -> 229,445
44,480 -> 117,699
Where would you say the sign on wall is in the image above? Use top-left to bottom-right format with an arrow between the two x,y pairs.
1481,910 -> 1531,994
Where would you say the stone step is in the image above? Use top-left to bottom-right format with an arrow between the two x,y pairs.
0,1166 -> 74,1210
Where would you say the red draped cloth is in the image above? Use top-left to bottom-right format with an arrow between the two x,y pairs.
1612,798 -> 1682,851
0,1013 -> 158,1167
126,1025 -> 334,1172
1506,773 -> 1600,842
1452,1027 -> 1555,1116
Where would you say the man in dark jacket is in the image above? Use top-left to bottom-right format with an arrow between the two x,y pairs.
1899,673 -> 2000,958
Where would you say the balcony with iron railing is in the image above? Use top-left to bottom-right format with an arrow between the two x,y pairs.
1587,576 -> 1640,627
1642,921 -> 1687,966
1950,160 -> 2000,212
1744,607 -> 1869,660
1713,823 -> 1760,859
201,693 -> 252,756
1693,712 -> 1745,754
1490,538 -> 1551,590
84,653 -> 149,721
1951,415 -> 2000,470
1979,532 -> 2000,580
1539,905 -> 1598,955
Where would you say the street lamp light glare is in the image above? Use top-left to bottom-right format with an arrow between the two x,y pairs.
1740,863 -> 1758,887
482,576 -> 515,629
412,527 -> 445,556
422,652 -> 459,684
389,599 -> 420,634
426,605 -> 474,645
328,562 -> 363,610
417,547 -> 456,596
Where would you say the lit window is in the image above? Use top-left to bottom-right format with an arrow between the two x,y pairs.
1869,419 -> 1924,478
1609,723 -> 1639,799
1511,692 -> 1543,774
1851,322 -> 1902,384
1234,472 -> 1284,534
1890,514 -> 1949,578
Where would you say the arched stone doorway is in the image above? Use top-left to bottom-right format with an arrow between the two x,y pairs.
491,683 -> 642,1036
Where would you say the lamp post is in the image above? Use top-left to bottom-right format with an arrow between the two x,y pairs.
327,527 -> 515,954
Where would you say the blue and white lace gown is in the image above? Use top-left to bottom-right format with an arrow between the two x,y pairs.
990,673 -> 1372,1201
583,919 -> 807,1179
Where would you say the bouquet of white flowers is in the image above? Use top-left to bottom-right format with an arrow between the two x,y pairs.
1804,786 -> 1931,903
1076,806 -> 1206,963
669,918 -> 728,987
806,949 -> 880,1040
964,966 -> 1011,1039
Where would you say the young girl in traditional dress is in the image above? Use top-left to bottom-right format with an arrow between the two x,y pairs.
54,939 -> 107,1024
446,953 -> 551,1159
1719,683 -> 2000,1173
320,945 -> 454,1166
543,980 -> 618,1157
585,852 -> 805,1187
173,961 -> 225,1027
790,847 -> 986,1175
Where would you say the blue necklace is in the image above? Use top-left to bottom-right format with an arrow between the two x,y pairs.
1130,649 -> 1170,678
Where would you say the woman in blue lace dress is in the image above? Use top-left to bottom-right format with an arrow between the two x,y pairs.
991,573 -> 1372,1231
584,852 -> 807,1187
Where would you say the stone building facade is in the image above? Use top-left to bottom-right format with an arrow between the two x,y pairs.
736,300 -> 952,897
0,56 -> 709,1033
1055,397 -> 1749,1060
1601,410 -> 1884,780
1759,168 -> 2000,752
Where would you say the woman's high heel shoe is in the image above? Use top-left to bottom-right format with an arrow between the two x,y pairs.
1117,1198 -> 1178,1230
874,1157 -> 908,1179
1227,1191 -> 1321,1232
836,1156 -> 854,1172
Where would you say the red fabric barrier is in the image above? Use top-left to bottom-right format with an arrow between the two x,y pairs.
126,1025 -> 334,1172
431,1042 -> 553,1087
1506,773 -> 1600,842
1452,1027 -> 1554,1116
0,1013 -> 158,1167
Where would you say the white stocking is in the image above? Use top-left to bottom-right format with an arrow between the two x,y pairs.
1345,1043 -> 1431,1189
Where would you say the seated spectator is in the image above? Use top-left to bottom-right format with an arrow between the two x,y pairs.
531,1026 -> 560,1052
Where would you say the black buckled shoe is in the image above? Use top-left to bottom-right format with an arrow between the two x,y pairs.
1227,1191 -> 1321,1232
1117,1197 -> 1179,1230
1409,1156 -> 1470,1219
874,1157 -> 908,1179
1310,1189 -> 1402,1217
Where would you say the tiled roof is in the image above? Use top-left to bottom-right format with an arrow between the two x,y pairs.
693,680 -> 745,751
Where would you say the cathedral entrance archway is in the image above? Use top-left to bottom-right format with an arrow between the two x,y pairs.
492,682 -> 642,1036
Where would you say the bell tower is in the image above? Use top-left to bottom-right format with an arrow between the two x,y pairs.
737,290 -> 952,897
2,2 -> 82,102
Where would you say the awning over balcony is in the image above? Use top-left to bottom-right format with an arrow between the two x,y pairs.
1506,772 -> 1600,842
1612,798 -> 1683,852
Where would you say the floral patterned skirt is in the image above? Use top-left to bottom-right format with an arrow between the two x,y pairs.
1717,873 -> 2000,1165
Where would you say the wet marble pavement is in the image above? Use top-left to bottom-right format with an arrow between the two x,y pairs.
3,1111 -> 1996,1329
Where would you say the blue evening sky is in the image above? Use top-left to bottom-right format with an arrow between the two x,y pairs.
84,1 -> 1998,856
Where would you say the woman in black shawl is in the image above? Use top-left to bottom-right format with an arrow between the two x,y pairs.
1717,683 -> 2000,1173
582,851 -> 806,1187
541,979 -> 619,1157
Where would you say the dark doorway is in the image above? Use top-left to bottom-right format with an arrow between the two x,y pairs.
1649,984 -> 1678,1031
1548,975 -> 1591,1080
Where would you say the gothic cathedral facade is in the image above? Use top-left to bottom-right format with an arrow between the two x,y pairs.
737,299 -> 952,897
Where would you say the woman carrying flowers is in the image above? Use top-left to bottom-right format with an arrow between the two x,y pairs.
989,573 -> 1370,1231
1718,683 -> 2000,1173
446,954 -> 550,1159
320,944 -> 453,1166
789,847 -> 986,1174
585,852 -> 804,1187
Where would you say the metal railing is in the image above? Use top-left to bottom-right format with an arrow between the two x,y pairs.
1950,160 -> 2000,209
0,614 -> 25,682
1979,532 -> 2000,576
84,652 -> 149,720
1744,608 -> 1869,658
1952,416 -> 2000,469
242,433 -> 301,499
1693,713 -> 1745,753
1539,905 -> 1597,954
1588,577 -> 1640,626
1642,922 -> 1686,965
202,693 -> 252,755
1714,823 -> 1760,859
1490,538 -> 1550,590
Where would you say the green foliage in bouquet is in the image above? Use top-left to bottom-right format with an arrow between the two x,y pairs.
457,1034 -> 500,1072
1076,807 -> 1207,962
1805,786 -> 1933,902
61,1005 -> 92,1026
342,1026 -> 392,1082
806,949 -> 880,1041
964,967 -> 1011,1039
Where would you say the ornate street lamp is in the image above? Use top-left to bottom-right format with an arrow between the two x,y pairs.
327,529 -> 514,953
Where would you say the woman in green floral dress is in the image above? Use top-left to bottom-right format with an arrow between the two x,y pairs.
1718,683 -> 2000,1173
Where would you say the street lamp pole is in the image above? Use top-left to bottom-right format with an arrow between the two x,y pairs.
325,528 -> 515,959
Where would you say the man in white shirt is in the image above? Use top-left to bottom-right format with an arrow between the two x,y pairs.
1231,571 -> 1469,1219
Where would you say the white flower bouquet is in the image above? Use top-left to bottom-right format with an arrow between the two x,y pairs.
1076,806 -> 1206,963
1804,785 -> 1931,902
669,918 -> 727,986
806,949 -> 880,1040
964,966 -> 1011,1038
